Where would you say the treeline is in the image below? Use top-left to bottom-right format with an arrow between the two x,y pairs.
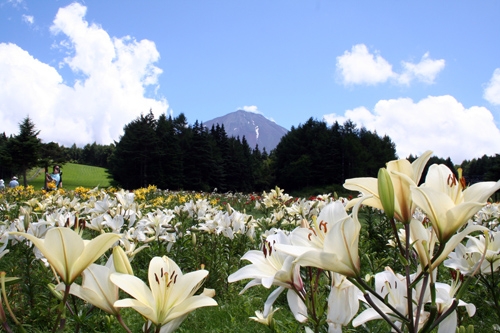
273,118 -> 397,191
460,154 -> 500,184
0,117 -> 70,185
6,113 -> 498,194
65,143 -> 115,168
107,112 -> 398,192
108,111 -> 269,192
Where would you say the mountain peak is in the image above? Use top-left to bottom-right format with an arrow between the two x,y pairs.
203,110 -> 288,152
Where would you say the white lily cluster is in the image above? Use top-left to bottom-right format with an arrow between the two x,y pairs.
472,202 -> 500,231
197,204 -> 256,240
229,150 -> 500,332
445,230 -> 500,275
8,226 -> 217,332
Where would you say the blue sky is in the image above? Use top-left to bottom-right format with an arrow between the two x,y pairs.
1,0 -> 500,163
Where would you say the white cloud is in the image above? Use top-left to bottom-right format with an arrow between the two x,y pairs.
323,95 -> 500,162
336,44 -> 394,85
484,68 -> 500,105
0,2 -> 168,147
399,52 -> 445,85
22,14 -> 34,25
237,105 -> 262,114
336,44 -> 445,86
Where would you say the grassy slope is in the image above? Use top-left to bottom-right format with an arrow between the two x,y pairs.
29,163 -> 111,190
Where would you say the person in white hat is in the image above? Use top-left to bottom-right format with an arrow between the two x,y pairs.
0,179 -> 4,190
9,176 -> 19,188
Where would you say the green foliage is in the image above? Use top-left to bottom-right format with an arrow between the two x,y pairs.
7,116 -> 42,186
107,112 -> 274,192
272,118 -> 397,192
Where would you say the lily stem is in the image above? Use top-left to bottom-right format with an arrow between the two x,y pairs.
363,293 -> 403,333
390,218 -> 405,257
404,223 -> 415,333
352,277 -> 408,323
116,314 -> 132,333
52,283 -> 70,333
413,272 -> 429,330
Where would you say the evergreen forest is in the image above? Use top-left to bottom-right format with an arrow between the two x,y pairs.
1,112 -> 500,194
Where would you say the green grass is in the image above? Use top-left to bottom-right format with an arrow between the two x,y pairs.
28,163 -> 112,190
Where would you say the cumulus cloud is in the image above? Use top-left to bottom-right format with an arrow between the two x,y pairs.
323,95 -> 500,162
484,68 -> 500,105
0,2 -> 168,147
336,44 -> 394,85
336,44 -> 445,86
399,52 -> 445,85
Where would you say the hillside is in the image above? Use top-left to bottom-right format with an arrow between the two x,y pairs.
29,163 -> 111,190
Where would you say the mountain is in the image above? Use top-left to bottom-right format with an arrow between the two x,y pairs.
203,110 -> 289,153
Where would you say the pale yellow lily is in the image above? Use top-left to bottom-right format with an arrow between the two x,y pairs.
344,150 -> 432,222
250,307 -> 279,327
112,245 -> 134,275
110,256 -> 217,328
11,227 -> 121,285
409,217 -> 486,271
411,164 -> 500,243
276,198 -> 366,277
63,261 -> 120,315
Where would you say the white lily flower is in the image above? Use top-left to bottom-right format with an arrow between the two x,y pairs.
344,150 -> 432,223
444,243 -> 484,275
327,273 -> 360,333
465,231 -> 500,270
110,256 -> 217,328
411,164 -> 500,243
276,200 -> 364,277
63,257 -> 120,315
250,306 -> 279,326
228,230 -> 307,322
11,227 -> 121,285
288,201 -> 350,249
353,267 -> 428,331
102,213 -> 125,233
434,281 -> 476,333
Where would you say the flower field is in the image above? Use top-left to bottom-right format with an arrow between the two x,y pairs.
1,152 -> 500,332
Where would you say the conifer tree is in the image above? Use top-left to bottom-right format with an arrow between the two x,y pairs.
7,116 -> 41,186
156,114 -> 183,190
109,111 -> 158,189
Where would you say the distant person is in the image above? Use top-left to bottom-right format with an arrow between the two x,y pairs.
0,179 -> 4,190
45,165 -> 63,190
9,176 -> 19,188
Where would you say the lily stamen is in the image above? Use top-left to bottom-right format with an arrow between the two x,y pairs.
319,221 -> 328,233
447,173 -> 457,187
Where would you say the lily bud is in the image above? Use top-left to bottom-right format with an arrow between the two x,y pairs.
377,168 -> 395,219
112,246 -> 134,275
48,283 -> 64,301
